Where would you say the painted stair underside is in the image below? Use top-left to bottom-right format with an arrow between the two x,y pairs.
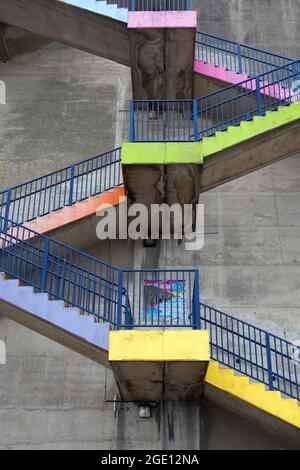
194,60 -> 291,99
205,362 -> 300,436
0,273 -> 110,366
4,187 -> 125,243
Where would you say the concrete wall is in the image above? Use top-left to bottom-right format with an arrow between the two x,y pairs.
191,0 -> 300,58
0,0 -> 300,449
0,0 -> 130,65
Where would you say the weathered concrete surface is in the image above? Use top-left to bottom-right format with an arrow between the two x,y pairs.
0,0 -> 130,65
201,399 -> 298,450
0,36 -> 131,190
1,0 -> 300,448
123,164 -> 201,233
111,361 -> 208,401
191,0 -> 300,59
129,27 -> 195,100
123,165 -> 201,205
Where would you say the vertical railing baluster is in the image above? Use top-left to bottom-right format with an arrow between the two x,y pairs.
237,43 -> 243,74
68,165 -> 75,206
192,270 -> 200,329
130,100 -> 135,142
3,189 -> 11,234
40,237 -> 49,293
266,333 -> 274,391
116,270 -> 124,329
255,76 -> 264,115
193,99 -> 198,142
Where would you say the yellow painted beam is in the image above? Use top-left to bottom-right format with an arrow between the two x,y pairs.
109,330 -> 210,362
206,361 -> 300,429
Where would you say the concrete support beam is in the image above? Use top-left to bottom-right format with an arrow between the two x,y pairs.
122,143 -> 201,221
122,105 -> 300,213
122,117 -> 300,211
109,330 -> 210,401
128,11 -> 197,100
0,0 -> 131,65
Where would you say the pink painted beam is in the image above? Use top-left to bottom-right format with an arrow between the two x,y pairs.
128,11 -> 197,29
194,60 -> 292,100
194,59 -> 248,84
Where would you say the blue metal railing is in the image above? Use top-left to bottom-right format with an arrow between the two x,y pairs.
130,60 -> 300,142
0,26 -> 298,400
0,216 -> 200,329
195,31 -> 293,78
105,0 -> 190,11
121,268 -> 200,329
0,148 -> 122,230
201,303 -> 300,401
0,214 -> 298,398
0,216 -> 125,325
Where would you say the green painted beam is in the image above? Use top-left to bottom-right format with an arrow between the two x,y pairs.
122,143 -> 202,165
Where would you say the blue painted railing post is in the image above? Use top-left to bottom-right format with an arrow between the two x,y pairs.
186,0 -> 190,10
192,270 -> 201,329
131,0 -> 135,11
129,101 -> 135,143
125,295 -> 133,330
3,189 -> 11,234
116,270 -> 124,329
255,76 -> 264,116
68,165 -> 75,206
292,62 -> 298,83
193,100 -> 198,142
237,43 -> 243,74
265,333 -> 274,391
40,238 -> 50,293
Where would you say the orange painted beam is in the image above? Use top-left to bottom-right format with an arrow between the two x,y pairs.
1,187 -> 125,246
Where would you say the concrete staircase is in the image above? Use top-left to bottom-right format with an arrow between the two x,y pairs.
194,60 -> 291,99
5,187 -> 125,243
0,1 -> 298,438
59,0 -> 128,22
0,273 -> 110,366
205,361 -> 300,436
122,102 -> 300,206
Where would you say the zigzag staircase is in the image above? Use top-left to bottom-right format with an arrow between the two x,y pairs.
0,1 -> 299,437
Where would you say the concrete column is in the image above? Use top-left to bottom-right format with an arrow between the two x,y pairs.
128,11 -> 197,100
